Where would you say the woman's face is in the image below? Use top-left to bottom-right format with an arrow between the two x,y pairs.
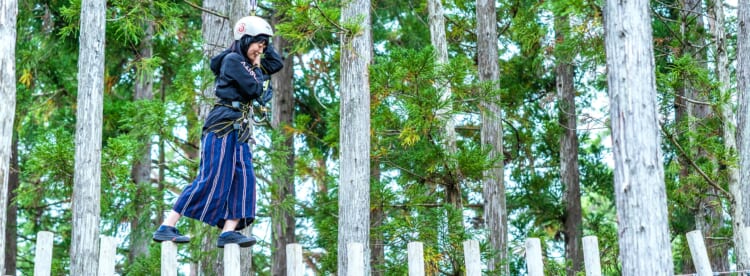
246,41 -> 267,61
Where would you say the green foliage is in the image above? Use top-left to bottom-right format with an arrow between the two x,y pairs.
14,128 -> 75,275
371,0 -> 431,51
275,0 -> 341,54
59,0 -> 82,38
308,191 -> 340,272
651,0 -> 738,272
123,246 -> 162,276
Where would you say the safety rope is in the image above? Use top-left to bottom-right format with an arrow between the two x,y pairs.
675,269 -> 750,276
254,78 -> 271,124
249,0 -> 257,15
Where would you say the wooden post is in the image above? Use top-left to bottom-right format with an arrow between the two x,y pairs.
160,241 -> 177,276
407,242 -> 425,276
525,238 -> 544,276
347,243 -> 364,276
463,240 -> 481,276
97,236 -> 117,276
33,231 -> 54,276
686,230 -> 712,276
582,236 -> 602,276
224,244 -> 241,276
287,243 -> 304,276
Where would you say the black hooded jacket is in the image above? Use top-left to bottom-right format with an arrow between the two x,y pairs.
203,40 -> 283,132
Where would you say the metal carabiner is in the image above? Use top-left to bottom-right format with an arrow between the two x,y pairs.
253,105 -> 268,124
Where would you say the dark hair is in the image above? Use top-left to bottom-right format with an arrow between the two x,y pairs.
239,34 -> 270,59
210,35 -> 271,75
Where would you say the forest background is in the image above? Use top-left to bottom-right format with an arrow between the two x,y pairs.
2,0 -> 749,275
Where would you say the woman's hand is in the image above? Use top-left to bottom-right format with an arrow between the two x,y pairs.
252,54 -> 262,67
245,43 -> 264,67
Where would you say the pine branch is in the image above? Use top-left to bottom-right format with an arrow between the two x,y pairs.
675,94 -> 714,106
312,0 -> 346,33
389,203 -> 484,209
183,0 -> 228,20
660,123 -> 731,198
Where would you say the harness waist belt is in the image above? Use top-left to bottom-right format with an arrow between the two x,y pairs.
205,100 -> 255,144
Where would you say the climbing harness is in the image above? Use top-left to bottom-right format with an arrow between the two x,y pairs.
254,75 -> 272,124
205,101 -> 256,143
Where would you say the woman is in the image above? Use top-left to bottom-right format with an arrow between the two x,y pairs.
152,15 -> 283,248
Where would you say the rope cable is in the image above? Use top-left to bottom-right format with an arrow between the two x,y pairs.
674,269 -> 750,276
249,0 -> 257,15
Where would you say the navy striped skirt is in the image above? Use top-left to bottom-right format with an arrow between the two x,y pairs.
172,131 -> 256,231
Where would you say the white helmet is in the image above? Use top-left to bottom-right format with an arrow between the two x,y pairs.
233,16 -> 273,40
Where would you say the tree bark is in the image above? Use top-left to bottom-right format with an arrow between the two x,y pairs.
428,0 -> 458,156
199,0 -> 231,122
156,77 -> 169,225
477,0 -> 507,274
4,130 -> 18,276
70,0 -> 106,273
737,0 -> 750,265
338,0 -> 372,273
604,0 -> 674,274
710,0 -> 749,269
240,226 -> 254,274
370,163 -> 384,276
129,17 -> 155,263
428,1 -> 464,267
555,14 -> 583,276
0,0 -> 17,273
674,1 -> 699,264
199,232 -> 223,276
270,17 -> 297,276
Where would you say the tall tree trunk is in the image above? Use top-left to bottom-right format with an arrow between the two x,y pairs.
737,0 -> 750,268
338,0 -> 372,273
70,0 -> 106,273
4,133 -> 18,275
674,0 -> 698,129
199,0 -> 231,122
477,0 -> 507,274
711,0 -> 749,270
198,0 -> 249,273
673,11 -> 697,267
0,0 -> 17,273
679,0 -> 729,270
428,1 -> 464,269
129,17 -> 155,263
156,76 -> 169,226
428,1 -> 459,206
673,0 -> 697,272
604,0 -> 674,274
270,17 -> 297,276
555,14 -> 583,276
370,162 -> 384,276
428,0 -> 457,155
674,3 -> 699,264
240,226 -> 254,274
199,234 -> 222,276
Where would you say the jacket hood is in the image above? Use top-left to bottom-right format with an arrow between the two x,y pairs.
210,41 -> 244,76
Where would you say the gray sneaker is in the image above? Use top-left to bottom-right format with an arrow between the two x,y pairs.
217,231 -> 256,248
152,226 -> 190,243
